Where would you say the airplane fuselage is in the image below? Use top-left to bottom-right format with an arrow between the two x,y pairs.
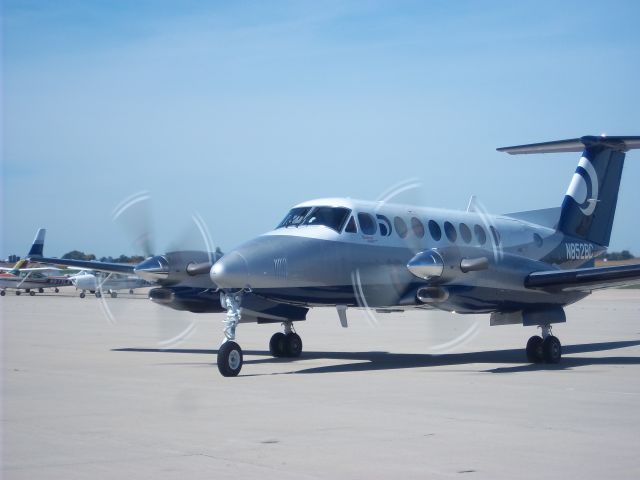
211,198 -> 601,313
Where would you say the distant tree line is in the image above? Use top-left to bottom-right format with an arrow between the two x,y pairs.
61,251 -> 145,263
603,250 -> 635,261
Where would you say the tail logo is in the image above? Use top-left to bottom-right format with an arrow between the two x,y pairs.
566,156 -> 599,216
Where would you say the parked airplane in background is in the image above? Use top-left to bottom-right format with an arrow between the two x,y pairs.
1,229 -> 72,296
30,135 -> 640,377
68,270 -> 152,298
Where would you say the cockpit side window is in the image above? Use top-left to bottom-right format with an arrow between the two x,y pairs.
277,207 -> 312,229
302,206 -> 351,232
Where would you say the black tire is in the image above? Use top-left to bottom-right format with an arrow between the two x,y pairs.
129,289 -> 134,294
217,341 -> 243,377
95,292 -> 102,298
80,292 -> 86,299
30,291 -> 36,296
0,290 -> 5,296
39,288 -> 44,293
542,336 -> 562,364
526,335 -> 544,363
16,291 -> 21,296
284,332 -> 303,358
269,332 -> 287,357
54,288 -> 59,293
111,292 -> 118,298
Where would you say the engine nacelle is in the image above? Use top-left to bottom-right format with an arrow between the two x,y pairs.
407,246 -> 490,283
149,287 -> 225,313
135,250 -> 219,287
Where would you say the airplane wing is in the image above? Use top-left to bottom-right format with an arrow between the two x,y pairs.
32,256 -> 136,275
0,266 -> 67,273
525,263 -> 640,292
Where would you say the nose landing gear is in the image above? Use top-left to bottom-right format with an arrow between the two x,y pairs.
217,293 -> 244,377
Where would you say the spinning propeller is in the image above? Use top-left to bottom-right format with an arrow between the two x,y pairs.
96,191 -> 221,348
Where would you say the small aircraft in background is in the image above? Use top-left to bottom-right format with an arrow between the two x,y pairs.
68,270 -> 153,298
29,135 -> 640,377
1,229 -> 72,296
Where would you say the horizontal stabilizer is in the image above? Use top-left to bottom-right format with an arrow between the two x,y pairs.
503,207 -> 561,229
526,263 -> 640,292
497,136 -> 640,155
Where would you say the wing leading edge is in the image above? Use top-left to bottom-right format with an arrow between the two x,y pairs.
526,264 -> 640,292
30,256 -> 136,274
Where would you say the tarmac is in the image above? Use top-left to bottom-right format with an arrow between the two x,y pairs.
2,288 -> 640,479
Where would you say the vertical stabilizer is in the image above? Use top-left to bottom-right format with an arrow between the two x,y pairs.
498,136 -> 640,247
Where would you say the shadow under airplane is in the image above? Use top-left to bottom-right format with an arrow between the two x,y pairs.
113,339 -> 640,375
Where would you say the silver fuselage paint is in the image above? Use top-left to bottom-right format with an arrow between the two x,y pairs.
213,198 -> 600,313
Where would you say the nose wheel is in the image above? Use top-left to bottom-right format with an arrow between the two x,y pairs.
526,325 -> 562,364
217,341 -> 243,377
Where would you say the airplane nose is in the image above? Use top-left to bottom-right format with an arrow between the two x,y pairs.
210,251 -> 249,289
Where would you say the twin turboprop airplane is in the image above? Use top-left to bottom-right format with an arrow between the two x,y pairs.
30,135 -> 640,377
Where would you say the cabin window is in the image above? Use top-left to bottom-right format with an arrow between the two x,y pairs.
411,217 -> 425,238
377,214 -> 392,237
460,223 -> 472,243
428,220 -> 442,241
344,216 -> 357,233
357,212 -> 377,235
394,216 -> 408,238
302,206 -> 351,232
444,221 -> 457,243
474,224 -> 487,245
277,207 -> 312,228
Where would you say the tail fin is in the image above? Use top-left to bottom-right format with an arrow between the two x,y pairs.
498,136 -> 640,246
27,228 -> 46,259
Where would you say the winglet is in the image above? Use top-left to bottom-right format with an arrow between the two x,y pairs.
27,228 -> 46,258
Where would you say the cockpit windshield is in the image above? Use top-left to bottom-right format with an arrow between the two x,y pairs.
277,207 -> 312,228
302,207 -> 351,232
276,206 -> 351,232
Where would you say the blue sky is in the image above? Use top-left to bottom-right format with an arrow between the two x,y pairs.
3,0 -> 640,257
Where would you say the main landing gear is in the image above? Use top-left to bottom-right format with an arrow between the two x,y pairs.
216,293 -> 304,377
269,322 -> 302,358
526,325 -> 562,364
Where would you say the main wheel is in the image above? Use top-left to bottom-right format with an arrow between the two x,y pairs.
217,341 -> 243,377
110,291 -> 118,298
269,332 -> 287,357
0,290 -> 5,296
95,292 -> 102,298
54,288 -> 59,293
38,288 -> 44,293
16,290 -> 21,296
284,332 -> 303,358
526,335 -> 544,363
29,291 -> 36,296
80,292 -> 86,299
129,289 -> 134,294
542,336 -> 562,364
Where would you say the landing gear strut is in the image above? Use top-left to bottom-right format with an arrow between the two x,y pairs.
269,321 -> 303,358
526,325 -> 562,364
